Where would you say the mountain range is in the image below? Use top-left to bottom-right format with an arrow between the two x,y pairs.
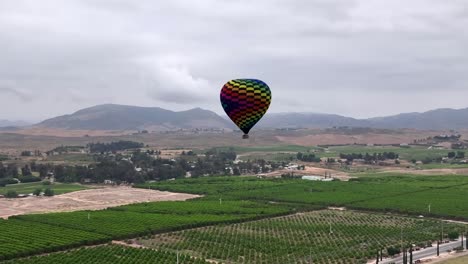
0,120 -> 31,128
33,104 -> 468,131
37,104 -> 232,131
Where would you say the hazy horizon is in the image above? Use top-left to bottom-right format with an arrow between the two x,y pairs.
1,0 -> 468,121
4,103 -> 468,125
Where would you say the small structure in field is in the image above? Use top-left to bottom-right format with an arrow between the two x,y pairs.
302,175 -> 333,182
104,179 -> 115,185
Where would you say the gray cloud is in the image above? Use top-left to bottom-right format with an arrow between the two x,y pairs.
0,86 -> 33,101
0,0 -> 468,121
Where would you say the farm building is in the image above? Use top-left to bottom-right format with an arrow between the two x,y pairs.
302,175 -> 333,182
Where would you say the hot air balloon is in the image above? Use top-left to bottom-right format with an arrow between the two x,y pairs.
220,79 -> 272,139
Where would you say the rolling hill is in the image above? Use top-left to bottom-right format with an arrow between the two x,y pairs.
37,104 -> 233,131
36,104 -> 468,130
259,108 -> 468,130
0,120 -> 31,128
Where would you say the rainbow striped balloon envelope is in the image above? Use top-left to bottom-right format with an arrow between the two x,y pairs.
220,79 -> 272,138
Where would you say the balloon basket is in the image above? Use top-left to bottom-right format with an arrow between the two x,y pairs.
242,134 -> 249,139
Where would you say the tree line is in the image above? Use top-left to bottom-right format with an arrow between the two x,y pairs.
1,148 -> 281,186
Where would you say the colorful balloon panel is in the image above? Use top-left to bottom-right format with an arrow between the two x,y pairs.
220,79 -> 272,135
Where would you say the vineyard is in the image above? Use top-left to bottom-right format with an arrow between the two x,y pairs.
138,175 -> 468,220
1,198 -> 292,260
13,199 -> 293,239
1,175 -> 467,262
138,210 -> 463,264
1,245 -> 209,264
0,219 -> 109,261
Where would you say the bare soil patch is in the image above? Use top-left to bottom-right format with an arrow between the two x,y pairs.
276,130 -> 440,146
0,186 -> 200,219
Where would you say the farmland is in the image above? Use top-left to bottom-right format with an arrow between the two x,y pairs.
0,197 -> 292,260
0,218 -> 109,261
138,210 -> 462,264
2,245 -> 209,264
226,144 -> 455,164
139,175 -> 468,220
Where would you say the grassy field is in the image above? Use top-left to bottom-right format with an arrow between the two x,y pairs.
216,144 -> 452,163
0,182 -> 88,195
138,210 -> 462,264
320,145 -> 450,160
44,153 -> 95,164
419,163 -> 468,169
211,145 -> 315,154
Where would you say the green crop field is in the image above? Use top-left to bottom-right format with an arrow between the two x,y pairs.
2,174 -> 468,262
112,200 -> 291,216
0,219 -> 109,261
3,198 -> 292,260
1,245 -> 209,264
44,153 -> 95,164
15,210 -> 251,239
138,210 -> 462,264
0,182 -> 88,195
139,174 -> 468,220
213,144 -> 452,162
212,145 -> 316,154
419,163 -> 468,169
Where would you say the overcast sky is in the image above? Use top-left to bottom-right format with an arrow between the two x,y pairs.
1,0 -> 468,122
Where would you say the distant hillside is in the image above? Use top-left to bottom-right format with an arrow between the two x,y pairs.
37,104 -> 233,131
36,105 -> 468,131
258,108 -> 468,130
0,120 -> 31,128
258,113 -> 371,129
367,108 -> 468,130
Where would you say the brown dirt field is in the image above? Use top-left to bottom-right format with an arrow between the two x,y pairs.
5,127 -> 134,137
0,186 -> 200,219
276,131 -> 439,146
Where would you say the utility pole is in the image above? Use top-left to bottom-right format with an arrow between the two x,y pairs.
462,229 -> 464,249
441,221 -> 444,241
428,204 -> 431,213
400,226 -> 403,252
409,245 -> 413,264
309,248 -> 312,264
437,241 -> 440,256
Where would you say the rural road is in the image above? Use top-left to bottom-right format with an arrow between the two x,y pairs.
378,239 -> 464,264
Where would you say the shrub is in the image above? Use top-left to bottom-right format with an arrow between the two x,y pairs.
18,175 -> 41,183
448,231 -> 459,240
44,188 -> 54,197
5,190 -> 18,198
387,246 -> 401,256
33,188 -> 42,196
